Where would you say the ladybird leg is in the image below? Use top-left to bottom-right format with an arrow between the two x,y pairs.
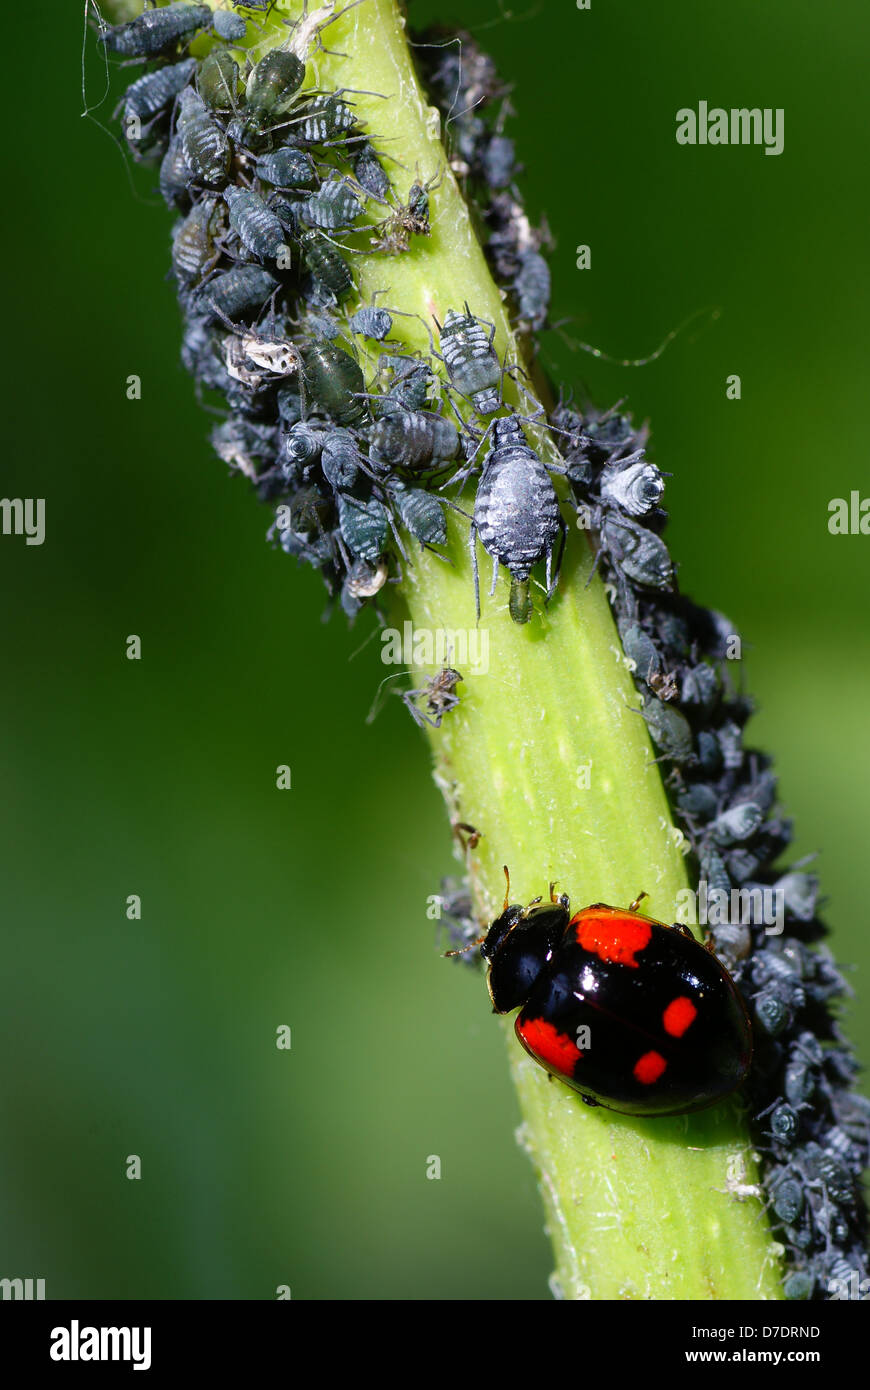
549,881 -> 559,903
453,821 -> 481,853
628,890 -> 649,912
444,935 -> 486,958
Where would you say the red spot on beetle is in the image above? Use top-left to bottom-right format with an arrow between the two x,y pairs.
573,910 -> 652,968
663,996 -> 697,1038
517,1016 -> 582,1076
634,1050 -> 667,1085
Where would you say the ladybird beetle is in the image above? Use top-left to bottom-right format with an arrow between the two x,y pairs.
474,869 -> 752,1117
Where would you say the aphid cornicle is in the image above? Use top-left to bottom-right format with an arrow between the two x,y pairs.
99,3 -> 213,56
472,415 -> 564,624
477,875 -> 752,1117
438,308 -> 503,415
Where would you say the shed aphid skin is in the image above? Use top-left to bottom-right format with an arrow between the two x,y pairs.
399,666 -> 463,729
101,6 -> 869,1294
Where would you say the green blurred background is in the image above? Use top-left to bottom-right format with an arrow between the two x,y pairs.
1,0 -> 867,1299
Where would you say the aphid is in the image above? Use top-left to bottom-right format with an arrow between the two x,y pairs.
709,802 -> 764,847
301,343 -> 366,425
122,59 -> 198,132
350,306 -> 392,341
321,429 -> 362,490
370,409 -> 460,472
244,50 -> 306,133
377,356 -> 432,411
599,452 -> 665,517
211,417 -> 278,480
475,875 -> 752,1116
388,480 -> 447,549
600,513 -> 674,590
482,134 -> 516,190
353,142 -> 390,200
343,556 -> 388,601
514,250 -> 550,331
298,230 -> 355,301
401,667 -> 462,729
283,422 -> 327,478
472,415 -> 564,624
680,662 -> 720,715
717,721 -> 744,771
212,8 -> 248,41
197,50 -> 240,112
177,89 -> 231,187
159,135 -> 191,208
767,1103 -> 800,1147
299,178 -> 364,231
438,308 -> 503,414
224,186 -> 290,262
195,265 -> 279,324
171,197 -> 224,285
337,491 -> 388,560
639,696 -> 693,762
370,175 -> 437,254
99,3 -> 213,56
254,148 -> 316,189
293,95 -> 356,146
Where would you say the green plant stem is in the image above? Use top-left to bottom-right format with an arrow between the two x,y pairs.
109,0 -> 785,1299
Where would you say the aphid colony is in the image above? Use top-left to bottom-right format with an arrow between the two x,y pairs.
100,1 -> 580,627
102,6 -> 868,1297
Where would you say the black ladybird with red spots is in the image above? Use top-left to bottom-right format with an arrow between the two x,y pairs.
479,872 -> 752,1117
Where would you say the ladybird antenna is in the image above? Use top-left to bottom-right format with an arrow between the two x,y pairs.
502,864 -> 511,910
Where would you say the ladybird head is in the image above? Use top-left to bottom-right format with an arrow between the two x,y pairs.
483,898 -> 570,1014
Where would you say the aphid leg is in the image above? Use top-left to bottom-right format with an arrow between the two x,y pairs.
489,554 -> 499,599
544,514 -> 568,604
469,522 -> 482,622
